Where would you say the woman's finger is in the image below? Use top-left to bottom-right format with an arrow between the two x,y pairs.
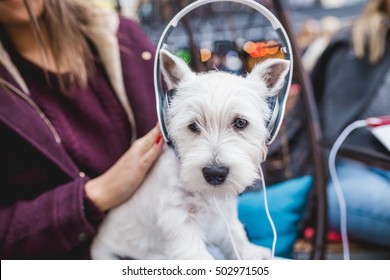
136,123 -> 161,154
140,134 -> 164,170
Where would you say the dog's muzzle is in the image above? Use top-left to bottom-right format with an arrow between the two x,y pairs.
202,166 -> 229,186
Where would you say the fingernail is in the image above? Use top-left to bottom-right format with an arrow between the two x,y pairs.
156,134 -> 163,144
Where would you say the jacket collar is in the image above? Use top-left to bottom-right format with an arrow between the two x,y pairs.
85,11 -> 137,142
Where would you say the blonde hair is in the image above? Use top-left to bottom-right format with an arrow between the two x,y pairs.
24,0 -> 99,91
352,0 -> 389,64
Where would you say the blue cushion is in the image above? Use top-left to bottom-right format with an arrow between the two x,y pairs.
238,175 -> 313,258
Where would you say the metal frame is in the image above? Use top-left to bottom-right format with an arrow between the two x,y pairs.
272,0 -> 327,259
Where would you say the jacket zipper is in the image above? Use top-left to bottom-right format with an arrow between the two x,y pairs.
0,77 -> 62,144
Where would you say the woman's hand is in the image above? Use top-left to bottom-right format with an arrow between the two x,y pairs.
85,124 -> 164,212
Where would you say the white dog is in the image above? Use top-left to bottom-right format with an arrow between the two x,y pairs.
91,49 -> 290,260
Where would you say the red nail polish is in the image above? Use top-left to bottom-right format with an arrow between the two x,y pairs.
156,134 -> 163,144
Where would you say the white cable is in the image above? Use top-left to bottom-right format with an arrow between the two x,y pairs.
328,120 -> 367,260
259,166 -> 277,259
212,196 -> 241,260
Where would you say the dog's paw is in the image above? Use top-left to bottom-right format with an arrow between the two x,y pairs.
239,243 -> 271,260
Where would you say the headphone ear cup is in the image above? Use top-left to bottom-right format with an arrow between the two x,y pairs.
266,95 -> 278,129
161,89 -> 177,144
266,95 -> 280,143
160,93 -> 170,142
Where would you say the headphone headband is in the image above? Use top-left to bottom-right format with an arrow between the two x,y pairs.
154,0 -> 293,144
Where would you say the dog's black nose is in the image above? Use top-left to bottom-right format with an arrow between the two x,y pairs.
202,166 -> 229,185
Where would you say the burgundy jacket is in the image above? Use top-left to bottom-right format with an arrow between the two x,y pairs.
0,14 -> 157,259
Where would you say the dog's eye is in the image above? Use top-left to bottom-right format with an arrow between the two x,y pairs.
188,122 -> 200,133
233,118 -> 248,129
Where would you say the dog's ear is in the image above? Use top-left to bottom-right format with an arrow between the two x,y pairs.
247,58 -> 290,96
160,49 -> 194,89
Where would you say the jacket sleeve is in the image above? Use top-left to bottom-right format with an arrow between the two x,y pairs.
0,176 -> 104,259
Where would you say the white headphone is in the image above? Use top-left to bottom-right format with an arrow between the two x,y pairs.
154,0 -> 293,145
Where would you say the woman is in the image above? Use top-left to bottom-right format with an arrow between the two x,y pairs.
312,0 -> 390,248
0,0 -> 163,259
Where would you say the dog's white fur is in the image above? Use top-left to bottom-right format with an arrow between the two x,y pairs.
91,50 -> 290,259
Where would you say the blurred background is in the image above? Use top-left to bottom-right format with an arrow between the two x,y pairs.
89,0 -> 366,72
90,1 -> 365,40
90,0 -> 366,27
